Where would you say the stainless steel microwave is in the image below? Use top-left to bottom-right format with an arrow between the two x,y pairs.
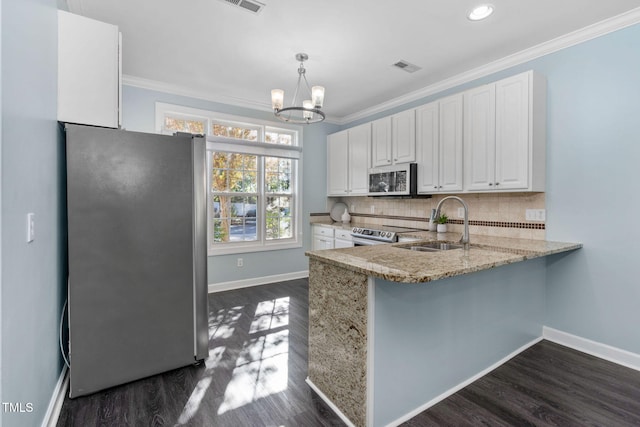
368,163 -> 418,196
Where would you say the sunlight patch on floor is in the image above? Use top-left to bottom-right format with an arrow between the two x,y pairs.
209,305 -> 244,340
250,297 -> 289,334
218,297 -> 291,415
176,346 -> 226,425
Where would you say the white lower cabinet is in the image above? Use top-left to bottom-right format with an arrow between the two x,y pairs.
416,94 -> 464,194
312,225 -> 353,250
464,70 -> 546,192
312,225 -> 334,250
334,229 -> 354,248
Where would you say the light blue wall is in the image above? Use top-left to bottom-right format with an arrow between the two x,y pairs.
541,24 -> 640,353
345,23 -> 640,355
121,86 -> 339,284
1,0 -> 65,426
374,258 -> 546,426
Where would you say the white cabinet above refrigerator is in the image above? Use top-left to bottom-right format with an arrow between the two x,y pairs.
58,10 -> 121,128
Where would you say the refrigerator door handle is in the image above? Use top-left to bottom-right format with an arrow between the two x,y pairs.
192,135 -> 209,360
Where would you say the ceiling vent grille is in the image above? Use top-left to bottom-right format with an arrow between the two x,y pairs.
392,60 -> 422,73
219,0 -> 265,14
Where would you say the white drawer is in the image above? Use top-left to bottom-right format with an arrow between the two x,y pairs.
313,225 -> 334,238
335,229 -> 353,241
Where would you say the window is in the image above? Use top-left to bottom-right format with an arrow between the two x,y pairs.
156,103 -> 302,255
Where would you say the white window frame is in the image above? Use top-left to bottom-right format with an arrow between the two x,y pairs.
155,102 -> 303,256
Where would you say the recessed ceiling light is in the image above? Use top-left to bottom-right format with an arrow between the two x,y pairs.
468,4 -> 494,21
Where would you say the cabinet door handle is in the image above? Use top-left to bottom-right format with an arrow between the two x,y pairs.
495,182 -> 500,186
489,183 -> 493,186
433,186 -> 438,189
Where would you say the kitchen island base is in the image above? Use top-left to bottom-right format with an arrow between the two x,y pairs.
308,257 -> 547,427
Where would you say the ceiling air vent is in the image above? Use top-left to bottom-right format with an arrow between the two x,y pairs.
218,0 -> 265,14
392,60 -> 422,73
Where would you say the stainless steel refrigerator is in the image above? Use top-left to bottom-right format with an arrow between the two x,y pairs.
65,124 -> 208,398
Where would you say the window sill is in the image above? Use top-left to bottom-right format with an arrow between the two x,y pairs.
208,241 -> 302,256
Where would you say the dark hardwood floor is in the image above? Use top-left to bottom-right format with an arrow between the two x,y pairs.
402,340 -> 640,426
57,278 -> 346,427
57,279 -> 640,427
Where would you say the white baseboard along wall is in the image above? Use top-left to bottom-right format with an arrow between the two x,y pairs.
208,270 -> 309,293
542,326 -> 640,372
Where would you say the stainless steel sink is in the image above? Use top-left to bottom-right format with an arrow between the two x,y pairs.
402,242 -> 464,252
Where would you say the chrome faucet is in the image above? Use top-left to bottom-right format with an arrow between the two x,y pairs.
434,196 -> 470,250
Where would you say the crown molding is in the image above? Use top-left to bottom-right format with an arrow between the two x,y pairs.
122,74 -> 273,111
338,6 -> 640,125
122,75 -> 342,124
123,7 -> 640,127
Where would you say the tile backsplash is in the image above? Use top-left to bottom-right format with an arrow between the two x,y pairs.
327,192 -> 546,240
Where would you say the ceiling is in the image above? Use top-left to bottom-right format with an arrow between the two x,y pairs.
64,0 -> 640,123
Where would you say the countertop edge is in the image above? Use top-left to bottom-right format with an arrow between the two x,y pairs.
306,237 -> 582,284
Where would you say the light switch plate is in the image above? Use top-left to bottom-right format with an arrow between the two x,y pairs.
27,213 -> 35,243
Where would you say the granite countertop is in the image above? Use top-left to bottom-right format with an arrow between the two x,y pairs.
306,231 -> 582,283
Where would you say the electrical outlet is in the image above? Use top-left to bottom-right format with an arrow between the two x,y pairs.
457,207 -> 465,218
237,258 -> 244,267
370,205 -> 375,214
525,209 -> 546,221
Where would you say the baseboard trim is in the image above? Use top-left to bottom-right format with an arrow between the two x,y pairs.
543,326 -> 640,372
385,336 -> 543,427
42,365 -> 69,427
208,270 -> 309,293
305,378 -> 357,427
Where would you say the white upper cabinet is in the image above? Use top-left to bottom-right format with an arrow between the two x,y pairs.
438,94 -> 464,192
464,70 -> 546,192
327,130 -> 349,196
347,123 -> 371,194
464,84 -> 496,191
371,117 -> 392,167
416,102 -> 439,192
58,11 -> 121,128
416,94 -> 464,193
392,110 -> 416,164
327,123 -> 371,196
331,69 -> 546,197
371,110 -> 416,167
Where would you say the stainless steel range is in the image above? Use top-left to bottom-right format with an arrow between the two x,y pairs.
351,225 -> 422,246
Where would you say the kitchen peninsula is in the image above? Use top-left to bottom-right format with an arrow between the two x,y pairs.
305,231 -> 581,427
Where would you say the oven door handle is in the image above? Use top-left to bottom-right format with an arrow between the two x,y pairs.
352,236 -> 387,246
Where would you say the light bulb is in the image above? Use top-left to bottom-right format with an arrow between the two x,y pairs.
271,89 -> 284,110
303,100 -> 314,120
312,86 -> 325,108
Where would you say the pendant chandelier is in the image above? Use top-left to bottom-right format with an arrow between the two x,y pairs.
271,53 -> 325,124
